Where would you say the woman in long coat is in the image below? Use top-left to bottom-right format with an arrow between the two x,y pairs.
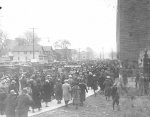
78,80 -> 88,106
54,79 -> 63,104
62,80 -> 72,107
5,90 -> 17,117
42,80 -> 51,107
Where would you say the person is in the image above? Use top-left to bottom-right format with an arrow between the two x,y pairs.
8,80 -> 19,95
0,87 -> 7,115
98,70 -> 106,93
111,84 -> 120,111
72,82 -> 81,109
144,74 -> 149,95
16,88 -> 32,117
42,80 -> 52,107
139,73 -> 145,96
5,90 -> 17,117
30,80 -> 42,112
78,79 -> 88,106
135,69 -> 140,88
103,76 -> 113,100
54,79 -> 63,104
62,80 -> 72,107
87,72 -> 93,89
20,75 -> 27,90
91,74 -> 98,97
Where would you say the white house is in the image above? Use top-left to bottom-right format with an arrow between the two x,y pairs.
12,45 -> 54,63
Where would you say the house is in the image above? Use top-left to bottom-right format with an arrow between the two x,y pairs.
12,45 -> 54,63
72,50 -> 88,61
55,49 -> 72,61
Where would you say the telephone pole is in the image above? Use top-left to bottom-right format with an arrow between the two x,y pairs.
29,28 -> 38,59
102,47 -> 104,59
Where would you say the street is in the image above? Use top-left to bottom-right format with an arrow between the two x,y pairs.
33,90 -> 150,117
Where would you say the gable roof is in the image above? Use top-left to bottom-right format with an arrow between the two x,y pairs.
12,45 -> 53,52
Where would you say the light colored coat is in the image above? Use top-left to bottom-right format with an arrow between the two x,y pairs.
62,83 -> 71,101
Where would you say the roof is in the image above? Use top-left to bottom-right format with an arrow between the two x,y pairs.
42,46 -> 53,51
12,45 -> 53,52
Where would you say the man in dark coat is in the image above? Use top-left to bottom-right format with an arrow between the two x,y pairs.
54,79 -> 63,104
31,80 -> 42,112
72,82 -> 81,109
5,90 -> 17,117
8,80 -> 19,95
87,72 -> 93,89
91,74 -> 98,97
103,76 -> 113,100
78,80 -> 88,106
0,87 -> 7,115
42,80 -> 52,107
111,84 -> 120,111
98,70 -> 106,92
16,88 -> 32,117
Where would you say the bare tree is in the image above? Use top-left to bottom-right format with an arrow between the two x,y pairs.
54,39 -> 71,49
15,31 -> 41,46
86,47 -> 94,60
24,31 -> 41,45
54,39 -> 71,61
0,30 -> 8,56
15,37 -> 28,46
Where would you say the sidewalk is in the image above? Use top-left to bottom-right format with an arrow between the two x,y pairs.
1,88 -> 97,117
29,88 -> 96,117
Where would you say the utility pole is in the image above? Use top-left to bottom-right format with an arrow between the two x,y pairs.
111,48 -> 114,60
102,47 -> 104,59
29,28 -> 38,59
78,48 -> 81,61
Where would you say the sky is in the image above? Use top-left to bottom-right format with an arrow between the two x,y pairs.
0,0 -> 117,56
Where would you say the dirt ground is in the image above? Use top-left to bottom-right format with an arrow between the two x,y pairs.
34,90 -> 150,117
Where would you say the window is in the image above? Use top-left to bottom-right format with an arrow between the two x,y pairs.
30,51 -> 32,54
26,56 -> 27,61
18,57 -> 20,60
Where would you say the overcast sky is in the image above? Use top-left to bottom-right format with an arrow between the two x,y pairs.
0,0 -> 117,55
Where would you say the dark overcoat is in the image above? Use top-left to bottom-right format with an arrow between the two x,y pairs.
54,82 -> 63,101
78,83 -> 88,102
42,82 -> 52,102
5,94 -> 17,117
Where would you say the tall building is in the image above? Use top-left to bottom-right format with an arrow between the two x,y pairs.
117,0 -> 150,62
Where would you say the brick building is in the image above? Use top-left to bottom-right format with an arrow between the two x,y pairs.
117,0 -> 150,62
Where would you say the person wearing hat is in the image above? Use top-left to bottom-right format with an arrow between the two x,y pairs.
62,79 -> 72,107
16,88 -> 32,117
111,84 -> 120,111
72,82 -> 81,109
78,79 -> 88,106
42,80 -> 51,107
8,80 -> 18,95
54,79 -> 63,104
87,72 -> 93,90
103,76 -> 113,100
0,87 -> 7,115
5,90 -> 17,117
91,74 -> 98,97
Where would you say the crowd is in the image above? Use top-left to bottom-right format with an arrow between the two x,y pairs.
0,59 -> 148,117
